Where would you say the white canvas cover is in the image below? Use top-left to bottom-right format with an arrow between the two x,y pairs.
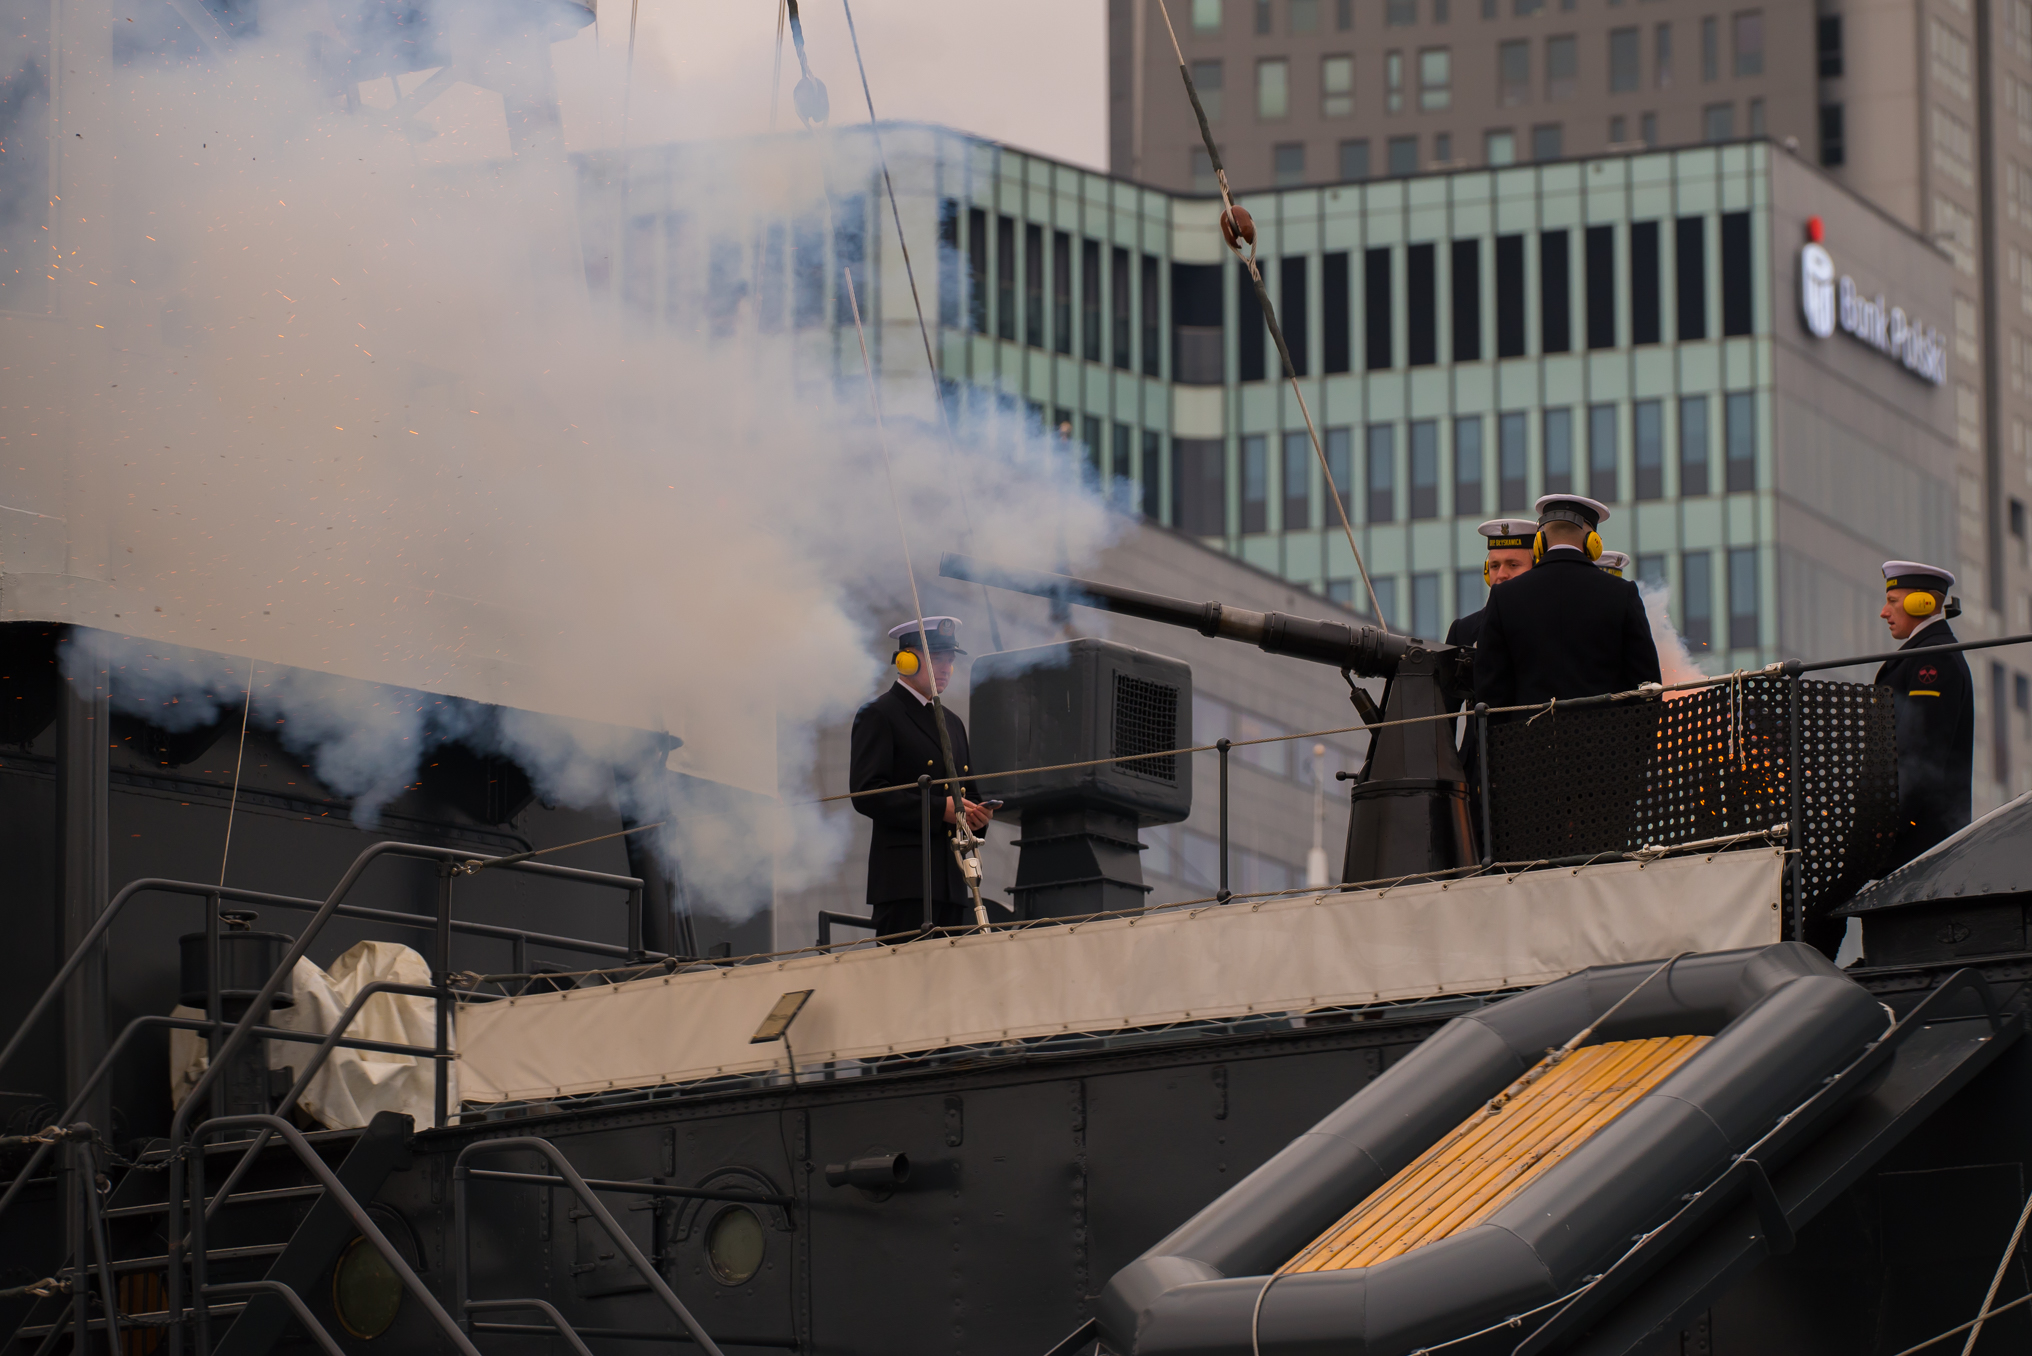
456,849 -> 1783,1104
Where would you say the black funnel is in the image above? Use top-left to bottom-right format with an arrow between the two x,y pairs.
1343,647 -> 1477,881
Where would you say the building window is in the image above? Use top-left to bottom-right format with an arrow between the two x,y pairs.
1546,35 -> 1577,100
1541,228 -> 1571,351
1407,242 -> 1437,364
1636,554 -> 1666,588
1192,61 -> 1225,120
1487,129 -> 1517,165
1172,260 -> 1224,384
1292,0 -> 1320,30
1634,400 -> 1663,499
1732,10 -> 1762,76
1326,427 -> 1354,519
1239,261 -> 1266,379
1453,239 -> 1482,361
1704,103 -> 1734,141
1420,48 -> 1452,109
1585,223 -> 1615,349
1284,431 -> 1312,530
1935,195 -> 1977,274
1174,439 -> 1228,535
1025,223 -> 1044,348
1259,58 -> 1290,118
1720,211 -> 1752,335
1499,411 -> 1529,509
1817,15 -> 1841,75
1324,251 -> 1351,372
1495,233 -> 1526,356
1369,578 -> 1399,625
967,209 -> 989,334
1610,115 -> 1627,144
996,214 -> 1016,341
1641,111 -> 1657,144
1367,425 -> 1397,521
1436,132 -> 1454,161
1727,548 -> 1758,650
1934,107 -> 1975,189
1194,0 -> 1223,30
1457,568 -> 1486,620
1411,420 -> 1441,518
1630,220 -> 1660,344
1748,98 -> 1763,136
1532,122 -> 1564,160
1113,422 -> 1134,491
1386,51 -> 1405,113
1082,238 -> 1102,360
1543,407 -> 1574,494
1365,246 -> 1393,368
1701,15 -> 1719,80
937,201 -> 959,329
1994,665 -> 2012,787
1323,55 -> 1354,115
1340,138 -> 1372,179
1724,390 -> 1755,491
1610,27 -> 1640,92
1242,435 -> 1269,532
1084,416 -> 1104,482
1280,254 -> 1309,374
1516,0 -> 1543,16
1052,230 -> 1073,354
1456,415 -> 1485,516
1389,135 -> 1419,174
1256,0 -> 1273,32
1338,0 -> 1354,28
1679,395 -> 1710,496
1588,403 -> 1618,502
1275,142 -> 1307,185
1500,41 -> 1530,105
1143,253 -> 1162,377
1682,550 -> 1713,650
1674,216 -> 1705,339
1142,430 -> 1163,519
1387,0 -> 1416,22
1113,245 -> 1133,368
1656,23 -> 1672,86
1412,572 -> 1442,639
1932,20 -> 1972,101
1820,104 -> 1845,167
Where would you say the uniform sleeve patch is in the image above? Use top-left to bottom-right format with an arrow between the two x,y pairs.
1909,690 -> 1941,697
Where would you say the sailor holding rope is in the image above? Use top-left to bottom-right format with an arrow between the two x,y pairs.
1876,561 -> 1974,867
849,618 -> 996,938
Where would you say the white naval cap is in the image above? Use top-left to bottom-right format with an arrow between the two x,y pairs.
888,616 -> 966,653
1596,550 -> 1632,576
1535,494 -> 1612,529
1882,561 -> 1956,592
1477,518 -> 1538,548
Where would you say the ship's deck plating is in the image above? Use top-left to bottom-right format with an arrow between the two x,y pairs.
1281,1034 -> 1710,1272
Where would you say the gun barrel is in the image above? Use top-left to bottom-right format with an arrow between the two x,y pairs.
940,554 -> 1413,677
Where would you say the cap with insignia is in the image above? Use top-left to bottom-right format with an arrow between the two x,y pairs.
1596,550 -> 1631,577
1534,494 -> 1612,529
1477,518 -> 1538,550
889,617 -> 967,655
1882,561 -> 1956,594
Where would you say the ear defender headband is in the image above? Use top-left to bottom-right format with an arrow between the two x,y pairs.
1531,511 -> 1603,564
893,648 -> 922,676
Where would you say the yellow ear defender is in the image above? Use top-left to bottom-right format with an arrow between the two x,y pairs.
1531,529 -> 1604,563
1901,590 -> 1940,618
894,649 -> 921,676
1482,559 -> 1494,586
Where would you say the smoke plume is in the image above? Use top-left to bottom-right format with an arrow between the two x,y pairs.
1639,582 -> 1713,691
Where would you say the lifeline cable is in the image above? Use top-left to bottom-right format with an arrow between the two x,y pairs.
1959,1185 -> 2032,1354
216,658 -> 255,887
844,268 -> 992,928
1152,0 -> 1387,629
836,0 -> 1005,652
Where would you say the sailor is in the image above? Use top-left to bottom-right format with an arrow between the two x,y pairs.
1444,518 -> 1537,651
1875,561 -> 1974,867
1595,550 -> 1631,578
1473,495 -> 1662,710
849,617 -> 995,938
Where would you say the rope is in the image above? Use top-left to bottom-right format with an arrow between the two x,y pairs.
1248,1272 -> 1279,1356
768,0 -> 787,131
217,657 -> 255,887
1960,1186 -> 2032,1354
1152,0 -> 1385,629
843,268 -> 992,928
452,821 -> 666,876
1891,1295 -> 2032,1356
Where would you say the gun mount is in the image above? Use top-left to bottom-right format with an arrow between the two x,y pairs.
940,554 -> 1478,883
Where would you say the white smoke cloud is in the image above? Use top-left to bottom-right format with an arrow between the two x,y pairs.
13,7 -> 1115,919
1639,581 -> 1713,692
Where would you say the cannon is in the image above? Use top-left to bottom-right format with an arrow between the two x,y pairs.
940,554 -> 1478,884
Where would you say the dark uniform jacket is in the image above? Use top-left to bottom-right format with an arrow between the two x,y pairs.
1445,608 -> 1485,652
849,682 -> 974,934
1874,618 -> 1974,867
1472,550 -> 1662,709
1445,609 -> 1487,783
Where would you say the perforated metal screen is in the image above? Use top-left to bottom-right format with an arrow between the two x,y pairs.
1484,677 -> 1898,929
1113,673 -> 1180,783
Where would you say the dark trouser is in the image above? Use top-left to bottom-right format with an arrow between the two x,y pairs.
871,897 -> 973,940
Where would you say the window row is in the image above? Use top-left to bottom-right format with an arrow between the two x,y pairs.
1172,395 -> 1757,536
942,206 -> 1162,376
1184,0 -> 1756,35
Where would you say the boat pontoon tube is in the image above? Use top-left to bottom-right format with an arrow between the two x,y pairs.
1094,943 -> 1888,1356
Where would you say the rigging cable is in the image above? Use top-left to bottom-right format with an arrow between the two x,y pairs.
769,0 -> 787,131
835,0 -> 1005,651
216,658 -> 255,887
844,267 -> 992,929
1152,0 -> 1388,629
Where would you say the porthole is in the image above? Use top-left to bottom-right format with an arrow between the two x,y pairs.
705,1206 -> 766,1286
332,1235 -> 403,1339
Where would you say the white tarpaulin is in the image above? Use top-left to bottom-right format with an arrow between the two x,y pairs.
457,849 -> 1783,1103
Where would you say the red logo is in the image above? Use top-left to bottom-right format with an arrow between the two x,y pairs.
1917,664 -> 1939,684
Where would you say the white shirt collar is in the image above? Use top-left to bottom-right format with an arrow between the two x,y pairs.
893,678 -> 932,706
1545,543 -> 1586,556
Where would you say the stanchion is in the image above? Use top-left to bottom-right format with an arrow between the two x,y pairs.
1217,739 -> 1232,903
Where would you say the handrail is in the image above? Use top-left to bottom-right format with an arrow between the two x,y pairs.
463,1299 -> 597,1356
201,981 -> 449,1224
201,1282 -> 345,1356
455,1137 -> 727,1356
185,1114 -> 480,1356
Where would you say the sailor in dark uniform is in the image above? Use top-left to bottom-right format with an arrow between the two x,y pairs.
1874,561 -> 1974,868
1444,518 -> 1537,651
1473,495 -> 1662,710
849,617 -> 995,937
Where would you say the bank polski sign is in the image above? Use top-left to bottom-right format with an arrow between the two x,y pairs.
1799,216 -> 1946,385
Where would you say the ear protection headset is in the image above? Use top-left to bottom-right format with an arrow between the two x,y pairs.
1901,591 -> 1939,618
1531,525 -> 1604,564
893,648 -> 922,677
